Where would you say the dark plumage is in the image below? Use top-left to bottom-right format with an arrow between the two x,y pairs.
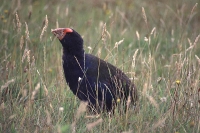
52,28 -> 137,112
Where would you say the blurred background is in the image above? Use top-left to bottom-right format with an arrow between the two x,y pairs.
0,0 -> 200,132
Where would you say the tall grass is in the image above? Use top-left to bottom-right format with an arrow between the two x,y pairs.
0,0 -> 200,132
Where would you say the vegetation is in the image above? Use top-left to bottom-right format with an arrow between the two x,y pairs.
0,0 -> 200,132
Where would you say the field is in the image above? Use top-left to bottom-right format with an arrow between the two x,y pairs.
0,0 -> 200,132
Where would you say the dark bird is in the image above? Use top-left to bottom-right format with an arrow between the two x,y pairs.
51,28 -> 137,112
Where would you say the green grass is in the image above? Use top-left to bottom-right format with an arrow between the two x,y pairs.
0,0 -> 200,132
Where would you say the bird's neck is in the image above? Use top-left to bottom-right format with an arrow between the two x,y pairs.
63,48 -> 85,67
63,48 -> 84,58
62,49 -> 85,89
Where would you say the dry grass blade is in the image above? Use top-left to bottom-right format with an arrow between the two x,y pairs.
188,38 -> 192,46
57,125 -> 61,133
9,114 -> 16,120
146,94 -> 159,111
186,34 -> 200,51
126,95 -> 131,109
101,23 -> 108,42
150,27 -> 156,35
125,95 -> 132,124
56,19 -> 59,28
71,122 -> 76,133
85,114 -> 100,119
86,118 -> 103,131
197,119 -> 200,133
1,79 -> 15,91
132,49 -> 139,69
43,84 -> 48,96
45,110 -> 52,126
193,34 -> 200,45
65,6 -> 69,16
114,38 -> 124,49
142,83 -> 148,96
191,3 -> 198,14
36,70 -> 48,96
31,83 -> 40,100
71,101 -> 88,133
0,103 -> 5,111
151,116 -> 168,130
121,130 -> 133,133
75,101 -> 88,120
195,55 -> 200,65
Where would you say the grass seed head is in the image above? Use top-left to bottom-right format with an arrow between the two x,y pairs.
20,35 -> 24,49
27,50 -> 31,63
136,31 -> 140,40
142,7 -> 147,25
15,12 -> 21,33
40,15 -> 48,41
25,22 -> 30,41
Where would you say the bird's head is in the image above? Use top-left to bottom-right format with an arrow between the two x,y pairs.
51,28 -> 84,53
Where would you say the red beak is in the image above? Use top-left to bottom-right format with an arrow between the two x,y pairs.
51,28 -> 73,40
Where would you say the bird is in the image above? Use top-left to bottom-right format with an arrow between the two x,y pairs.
51,28 -> 137,112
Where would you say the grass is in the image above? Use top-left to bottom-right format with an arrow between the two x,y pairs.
0,0 -> 200,132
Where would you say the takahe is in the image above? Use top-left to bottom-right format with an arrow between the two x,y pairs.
51,28 -> 137,112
